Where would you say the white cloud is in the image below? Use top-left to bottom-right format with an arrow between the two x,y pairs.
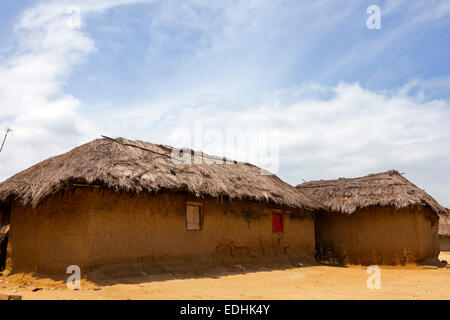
0,0 -> 150,179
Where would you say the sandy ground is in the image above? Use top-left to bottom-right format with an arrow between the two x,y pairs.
1,252 -> 449,300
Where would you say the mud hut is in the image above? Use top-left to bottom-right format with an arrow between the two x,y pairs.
297,170 -> 445,265
0,137 -> 324,275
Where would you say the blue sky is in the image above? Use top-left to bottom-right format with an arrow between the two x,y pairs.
68,1 -> 450,102
65,1 -> 450,105
0,0 -> 449,207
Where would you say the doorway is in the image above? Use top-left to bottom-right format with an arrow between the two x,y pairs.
0,202 -> 11,271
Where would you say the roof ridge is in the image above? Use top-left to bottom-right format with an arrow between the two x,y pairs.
107,136 -> 254,167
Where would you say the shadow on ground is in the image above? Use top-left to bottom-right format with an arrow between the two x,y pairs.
4,253 -> 448,289
6,257 -> 321,287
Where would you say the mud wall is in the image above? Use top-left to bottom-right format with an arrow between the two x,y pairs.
7,196 -> 90,274
6,202 -> 39,272
440,237 -> 450,251
315,206 -> 440,265
7,188 -> 315,275
439,215 -> 450,251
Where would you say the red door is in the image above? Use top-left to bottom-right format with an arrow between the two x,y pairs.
272,211 -> 283,233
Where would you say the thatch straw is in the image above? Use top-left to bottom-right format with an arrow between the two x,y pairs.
0,137 -> 324,210
297,170 -> 446,215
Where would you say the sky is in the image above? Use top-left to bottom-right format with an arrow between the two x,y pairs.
0,0 -> 449,207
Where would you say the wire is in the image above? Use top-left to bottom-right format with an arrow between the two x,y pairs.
0,129 -> 12,153
101,135 -> 246,165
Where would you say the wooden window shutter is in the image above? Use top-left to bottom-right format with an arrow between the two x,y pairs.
186,204 -> 202,231
272,210 -> 283,233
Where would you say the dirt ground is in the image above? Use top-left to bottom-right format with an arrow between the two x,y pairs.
1,252 -> 449,300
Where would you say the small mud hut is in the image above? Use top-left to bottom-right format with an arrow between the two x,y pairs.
0,137 -> 324,275
297,170 -> 445,265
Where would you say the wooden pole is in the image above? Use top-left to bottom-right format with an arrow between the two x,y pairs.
0,129 -> 11,153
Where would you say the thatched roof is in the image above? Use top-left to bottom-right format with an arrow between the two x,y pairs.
0,137 -> 324,211
296,170 -> 446,215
